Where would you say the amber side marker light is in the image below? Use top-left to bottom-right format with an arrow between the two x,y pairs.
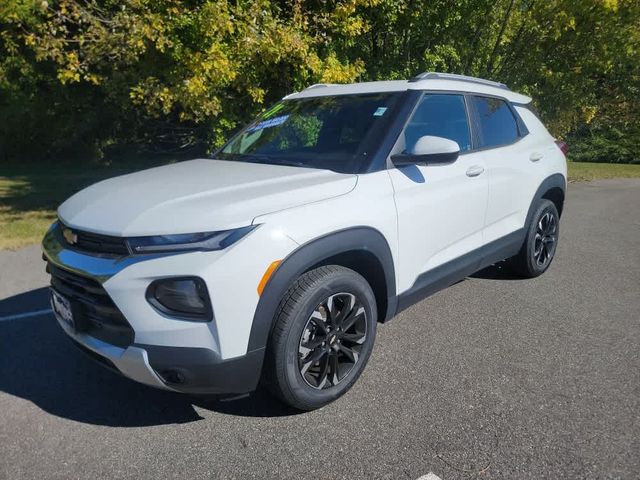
257,260 -> 282,296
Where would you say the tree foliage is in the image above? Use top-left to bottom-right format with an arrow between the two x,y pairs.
1,0 -> 638,163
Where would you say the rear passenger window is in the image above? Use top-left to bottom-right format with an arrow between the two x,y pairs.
471,96 -> 519,148
404,94 -> 471,153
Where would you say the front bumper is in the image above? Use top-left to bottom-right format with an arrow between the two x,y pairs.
56,313 -> 263,394
42,224 -> 275,395
56,316 -> 171,390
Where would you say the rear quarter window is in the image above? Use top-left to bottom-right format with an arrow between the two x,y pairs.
514,105 -> 550,137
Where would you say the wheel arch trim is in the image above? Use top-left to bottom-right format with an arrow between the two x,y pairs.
525,173 -> 566,228
246,226 -> 397,353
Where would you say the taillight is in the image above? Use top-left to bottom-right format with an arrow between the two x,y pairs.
555,140 -> 569,156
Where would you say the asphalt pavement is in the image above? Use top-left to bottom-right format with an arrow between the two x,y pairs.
1,179 -> 638,479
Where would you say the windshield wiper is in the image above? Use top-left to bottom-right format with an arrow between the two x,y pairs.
266,158 -> 307,168
220,153 -> 307,168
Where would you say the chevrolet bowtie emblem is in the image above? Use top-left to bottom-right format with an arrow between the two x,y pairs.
63,228 -> 78,245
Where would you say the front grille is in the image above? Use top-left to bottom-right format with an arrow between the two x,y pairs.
48,263 -> 134,348
75,230 -> 130,255
58,223 -> 129,256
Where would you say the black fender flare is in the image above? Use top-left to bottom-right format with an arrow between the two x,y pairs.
246,226 -> 396,353
524,173 -> 566,229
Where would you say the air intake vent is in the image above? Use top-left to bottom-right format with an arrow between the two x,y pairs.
48,263 -> 134,347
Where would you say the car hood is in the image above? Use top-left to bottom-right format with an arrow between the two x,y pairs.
58,159 -> 357,236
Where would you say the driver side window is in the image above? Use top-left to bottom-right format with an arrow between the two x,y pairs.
404,94 -> 472,153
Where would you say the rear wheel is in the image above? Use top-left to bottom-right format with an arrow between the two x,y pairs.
510,199 -> 560,278
263,265 -> 377,410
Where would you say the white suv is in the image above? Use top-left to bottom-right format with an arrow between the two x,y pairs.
43,72 -> 567,410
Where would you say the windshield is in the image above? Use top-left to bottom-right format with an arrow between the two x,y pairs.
216,92 -> 401,173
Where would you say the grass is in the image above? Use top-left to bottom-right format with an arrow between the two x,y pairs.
1,160 -> 639,250
0,161 -> 168,250
567,161 -> 640,182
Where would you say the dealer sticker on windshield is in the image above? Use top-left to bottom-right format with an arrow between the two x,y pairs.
247,114 -> 290,133
373,107 -> 388,116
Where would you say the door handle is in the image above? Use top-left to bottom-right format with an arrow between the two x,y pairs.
530,152 -> 544,162
466,165 -> 485,177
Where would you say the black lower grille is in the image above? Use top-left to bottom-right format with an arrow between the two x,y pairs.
48,263 -> 134,348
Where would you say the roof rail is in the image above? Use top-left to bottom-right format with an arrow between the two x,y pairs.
304,83 -> 335,90
409,72 -> 509,91
282,83 -> 334,100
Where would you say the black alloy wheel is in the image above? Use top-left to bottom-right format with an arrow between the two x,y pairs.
297,292 -> 367,389
510,199 -> 560,278
533,211 -> 558,268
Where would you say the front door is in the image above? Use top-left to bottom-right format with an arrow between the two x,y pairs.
387,93 -> 488,295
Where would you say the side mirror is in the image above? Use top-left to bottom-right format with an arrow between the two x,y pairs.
392,135 -> 460,166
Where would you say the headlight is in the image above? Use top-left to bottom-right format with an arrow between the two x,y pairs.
127,225 -> 257,254
146,277 -> 212,321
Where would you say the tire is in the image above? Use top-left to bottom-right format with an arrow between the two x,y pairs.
510,199 -> 560,278
263,265 -> 377,410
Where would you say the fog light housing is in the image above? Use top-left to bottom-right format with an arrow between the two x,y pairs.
146,277 -> 212,321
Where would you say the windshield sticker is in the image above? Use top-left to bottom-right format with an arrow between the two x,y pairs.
373,107 -> 388,117
246,114 -> 290,133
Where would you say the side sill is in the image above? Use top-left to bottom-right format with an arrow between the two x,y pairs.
394,229 -> 525,315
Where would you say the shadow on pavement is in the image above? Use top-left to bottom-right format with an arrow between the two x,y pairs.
0,288 -> 298,427
0,287 -> 51,317
471,261 -> 526,281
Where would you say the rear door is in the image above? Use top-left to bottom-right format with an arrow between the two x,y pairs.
387,93 -> 488,294
467,95 -> 546,243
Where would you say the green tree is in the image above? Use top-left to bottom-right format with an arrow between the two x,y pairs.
1,0 -> 371,161
1,0 -> 638,163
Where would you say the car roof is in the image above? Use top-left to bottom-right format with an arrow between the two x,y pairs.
285,73 -> 532,104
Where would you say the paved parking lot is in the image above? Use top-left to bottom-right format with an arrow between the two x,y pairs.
1,179 -> 639,479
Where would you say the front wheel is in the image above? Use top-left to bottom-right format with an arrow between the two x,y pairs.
263,265 -> 377,410
510,199 -> 560,278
